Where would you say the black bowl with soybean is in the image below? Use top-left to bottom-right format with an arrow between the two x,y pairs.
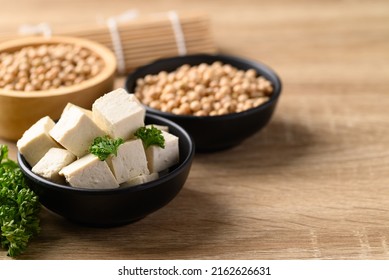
17,114 -> 195,227
125,54 -> 282,152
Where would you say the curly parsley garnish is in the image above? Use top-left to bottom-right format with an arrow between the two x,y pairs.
88,136 -> 124,161
134,126 -> 165,149
0,144 -> 41,257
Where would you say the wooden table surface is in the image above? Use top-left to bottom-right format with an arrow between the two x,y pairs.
1,0 -> 389,260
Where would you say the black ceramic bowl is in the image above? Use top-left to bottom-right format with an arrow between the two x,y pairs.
125,54 -> 282,152
18,114 -> 194,227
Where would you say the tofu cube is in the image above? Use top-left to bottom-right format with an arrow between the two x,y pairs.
61,102 -> 93,119
92,88 -> 145,140
49,104 -> 105,157
106,139 -> 149,184
59,154 -> 119,189
32,148 -> 76,183
145,130 -> 179,173
17,116 -> 61,167
121,173 -> 159,187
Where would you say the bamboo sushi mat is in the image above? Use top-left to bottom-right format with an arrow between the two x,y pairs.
0,10 -> 217,74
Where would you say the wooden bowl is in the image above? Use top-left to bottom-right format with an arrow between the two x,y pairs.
0,36 -> 117,141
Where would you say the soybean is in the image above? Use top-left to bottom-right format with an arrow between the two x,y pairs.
135,61 -> 273,116
0,44 -> 104,92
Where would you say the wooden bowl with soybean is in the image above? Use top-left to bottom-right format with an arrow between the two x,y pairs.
125,54 -> 282,152
0,36 -> 117,141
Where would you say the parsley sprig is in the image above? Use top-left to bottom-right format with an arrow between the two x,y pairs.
134,126 -> 165,149
0,144 -> 41,257
89,135 -> 124,161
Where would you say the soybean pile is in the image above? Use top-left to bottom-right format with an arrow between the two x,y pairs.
135,61 -> 274,117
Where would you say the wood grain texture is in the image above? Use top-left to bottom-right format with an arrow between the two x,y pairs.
1,0 -> 389,259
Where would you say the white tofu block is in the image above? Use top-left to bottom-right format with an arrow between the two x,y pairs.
121,173 -> 159,187
61,103 -> 93,119
32,148 -> 76,183
49,104 -> 105,157
92,88 -> 145,140
59,154 -> 119,189
17,116 -> 61,167
106,139 -> 149,184
145,130 -> 179,173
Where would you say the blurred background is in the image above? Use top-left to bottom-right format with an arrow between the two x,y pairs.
1,0 -> 387,90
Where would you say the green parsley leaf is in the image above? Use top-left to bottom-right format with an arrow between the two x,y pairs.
0,144 -> 41,257
89,135 -> 124,161
134,125 -> 165,149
